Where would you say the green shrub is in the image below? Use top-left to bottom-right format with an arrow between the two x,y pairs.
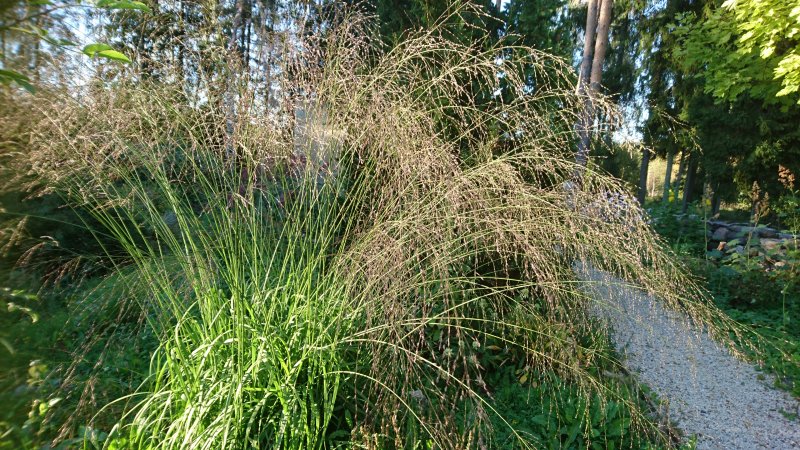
646,202 -> 707,257
487,371 -> 641,450
0,268 -> 156,449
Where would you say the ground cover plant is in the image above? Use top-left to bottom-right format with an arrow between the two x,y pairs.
0,4 -> 751,449
0,270 -> 155,450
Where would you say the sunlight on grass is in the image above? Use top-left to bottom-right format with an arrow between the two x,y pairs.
1,6 -> 751,449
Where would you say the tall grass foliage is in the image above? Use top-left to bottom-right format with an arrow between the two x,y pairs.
16,6 -> 746,449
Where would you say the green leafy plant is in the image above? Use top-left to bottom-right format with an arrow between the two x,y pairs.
775,165 -> 800,233
485,368 -> 644,450
0,0 -> 147,92
674,0 -> 800,105
0,287 -> 38,326
646,201 -> 707,257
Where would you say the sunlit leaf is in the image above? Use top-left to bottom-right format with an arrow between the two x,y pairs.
97,0 -> 151,12
15,78 -> 36,93
776,85 -> 798,97
7,302 -> 39,322
0,338 -> 13,355
0,69 -> 36,93
83,43 -> 114,56
97,49 -> 132,63
0,68 -> 29,82
83,44 -> 132,63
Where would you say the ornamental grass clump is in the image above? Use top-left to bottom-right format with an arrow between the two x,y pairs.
21,6 -> 745,449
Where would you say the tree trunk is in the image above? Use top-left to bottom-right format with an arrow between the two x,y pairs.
711,183 -> 722,216
589,0 -> 613,94
224,0 -> 245,161
662,150 -> 674,203
243,2 -> 252,66
256,1 -> 275,114
674,148 -> 686,201
575,0 -> 613,176
681,154 -> 698,213
495,0 -> 502,11
574,0 -> 599,170
178,0 -> 187,85
637,147 -> 651,205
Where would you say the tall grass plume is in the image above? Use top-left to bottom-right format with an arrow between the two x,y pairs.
10,5 -> 750,449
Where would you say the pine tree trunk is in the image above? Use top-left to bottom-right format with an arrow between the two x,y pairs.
712,183 -> 722,216
575,0 -> 613,175
662,150 -> 674,203
682,155 -> 698,213
589,0 -> 613,94
224,0 -> 245,161
257,2 -> 276,115
575,0 -> 599,170
637,147 -> 651,204
243,2 -> 252,65
674,149 -> 687,201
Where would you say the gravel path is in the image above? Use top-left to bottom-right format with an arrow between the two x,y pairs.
579,266 -> 800,449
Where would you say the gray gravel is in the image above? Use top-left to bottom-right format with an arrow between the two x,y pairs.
579,266 -> 800,449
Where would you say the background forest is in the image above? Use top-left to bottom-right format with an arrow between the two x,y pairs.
0,0 -> 798,449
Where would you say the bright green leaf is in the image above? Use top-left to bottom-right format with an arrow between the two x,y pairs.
776,84 -> 798,96
0,337 -> 14,355
15,78 -> 36,93
0,68 -> 30,82
83,44 -> 132,63
97,0 -> 151,12
0,69 -> 34,93
97,49 -> 132,63
83,43 -> 114,56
